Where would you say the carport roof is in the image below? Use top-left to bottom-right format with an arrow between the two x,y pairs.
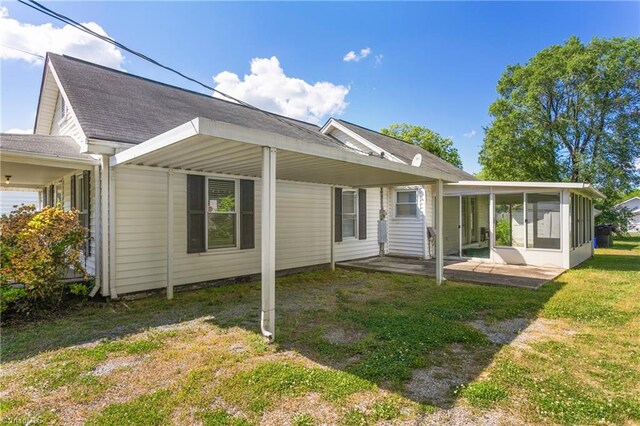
111,118 -> 460,187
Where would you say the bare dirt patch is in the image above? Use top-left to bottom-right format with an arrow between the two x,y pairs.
405,345 -> 492,407
418,405 -> 515,426
260,392 -> 341,425
324,327 -> 365,345
470,318 -> 532,345
90,355 -> 147,376
510,318 -> 576,349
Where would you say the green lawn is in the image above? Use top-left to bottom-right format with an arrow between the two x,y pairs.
1,236 -> 639,425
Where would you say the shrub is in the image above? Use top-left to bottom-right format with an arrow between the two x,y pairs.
0,205 -> 87,316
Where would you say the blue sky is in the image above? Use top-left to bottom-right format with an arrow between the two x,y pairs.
1,1 -> 638,173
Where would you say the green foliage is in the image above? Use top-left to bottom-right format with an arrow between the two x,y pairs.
217,361 -> 374,412
380,123 -> 463,168
292,413 -> 315,426
370,399 -> 402,420
595,204 -> 635,234
495,218 -> 511,246
86,390 -> 171,426
458,381 -> 508,408
200,409 -> 253,426
480,36 -> 640,207
0,205 -> 88,317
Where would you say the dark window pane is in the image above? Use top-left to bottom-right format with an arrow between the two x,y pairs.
396,204 -> 417,216
397,191 -> 416,203
208,180 -> 235,213
208,213 -> 236,248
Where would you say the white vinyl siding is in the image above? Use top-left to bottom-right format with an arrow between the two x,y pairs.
114,168 -> 168,294
115,167 -> 384,295
388,186 -> 425,258
335,187 -> 381,262
0,191 -> 40,215
49,92 -> 85,145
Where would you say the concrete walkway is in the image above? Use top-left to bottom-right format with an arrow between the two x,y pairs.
337,256 -> 564,290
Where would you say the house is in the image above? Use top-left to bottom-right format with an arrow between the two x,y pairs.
0,53 -> 603,339
615,197 -> 640,231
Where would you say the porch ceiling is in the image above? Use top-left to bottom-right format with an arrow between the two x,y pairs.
0,153 -> 97,190
111,118 -> 458,187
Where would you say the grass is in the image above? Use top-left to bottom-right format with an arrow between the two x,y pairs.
1,235 -> 638,424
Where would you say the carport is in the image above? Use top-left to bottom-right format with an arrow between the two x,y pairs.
110,117 -> 458,339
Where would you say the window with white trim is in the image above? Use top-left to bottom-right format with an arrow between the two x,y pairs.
396,190 -> 417,217
342,190 -> 357,238
207,179 -> 237,249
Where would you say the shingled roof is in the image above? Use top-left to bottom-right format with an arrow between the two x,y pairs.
46,53 -> 473,180
334,120 -> 478,181
47,53 -> 339,148
0,133 -> 94,161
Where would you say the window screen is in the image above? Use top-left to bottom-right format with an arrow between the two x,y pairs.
208,179 -> 237,249
396,190 -> 417,216
342,190 -> 357,238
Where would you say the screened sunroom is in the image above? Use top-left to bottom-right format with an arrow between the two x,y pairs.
442,181 -> 604,269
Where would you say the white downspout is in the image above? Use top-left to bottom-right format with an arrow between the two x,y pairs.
260,147 -> 276,340
330,185 -> 336,271
166,170 -> 174,299
100,154 -> 111,297
89,163 -> 101,297
436,179 -> 445,285
108,160 -> 118,299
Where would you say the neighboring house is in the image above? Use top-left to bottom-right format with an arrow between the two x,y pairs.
616,197 -> 640,231
0,53 -> 604,339
0,190 -> 40,215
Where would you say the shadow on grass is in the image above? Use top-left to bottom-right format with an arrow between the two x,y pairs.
2,266 -> 564,410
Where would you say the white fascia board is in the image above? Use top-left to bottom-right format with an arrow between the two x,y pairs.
111,117 -> 459,183
110,120 -> 200,167
47,60 -> 89,145
615,196 -> 640,208
321,119 -> 406,164
1,151 -> 99,169
85,138 -> 138,155
448,180 -> 605,198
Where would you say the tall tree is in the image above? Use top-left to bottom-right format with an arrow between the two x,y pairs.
380,123 -> 463,168
479,36 -> 640,202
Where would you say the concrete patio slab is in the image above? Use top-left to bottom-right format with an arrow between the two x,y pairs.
337,256 -> 564,290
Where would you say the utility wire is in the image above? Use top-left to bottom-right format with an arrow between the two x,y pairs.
17,0 -> 375,157
0,44 -> 44,59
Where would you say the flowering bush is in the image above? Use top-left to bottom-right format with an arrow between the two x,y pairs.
0,205 -> 87,317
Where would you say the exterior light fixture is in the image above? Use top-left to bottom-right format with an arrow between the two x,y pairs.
4,175 -> 10,185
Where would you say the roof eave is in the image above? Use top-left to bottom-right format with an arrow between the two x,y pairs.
111,117 -> 460,184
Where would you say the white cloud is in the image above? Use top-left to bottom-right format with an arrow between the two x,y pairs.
0,6 -> 124,70
4,128 -> 33,134
343,47 -> 372,63
213,56 -> 349,124
374,54 -> 383,65
463,130 -> 477,138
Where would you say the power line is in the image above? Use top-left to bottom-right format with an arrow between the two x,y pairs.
0,44 -> 44,59
16,0 -> 369,154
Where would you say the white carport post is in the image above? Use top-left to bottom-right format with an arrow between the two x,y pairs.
435,179 -> 445,285
261,146 -> 276,340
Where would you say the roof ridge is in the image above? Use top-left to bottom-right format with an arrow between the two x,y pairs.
47,53 -> 321,129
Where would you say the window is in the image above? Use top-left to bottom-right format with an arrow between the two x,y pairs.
526,193 -> 561,249
54,181 -> 63,206
494,193 -> 525,247
396,190 -> 417,217
207,179 -> 237,249
342,190 -> 357,238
